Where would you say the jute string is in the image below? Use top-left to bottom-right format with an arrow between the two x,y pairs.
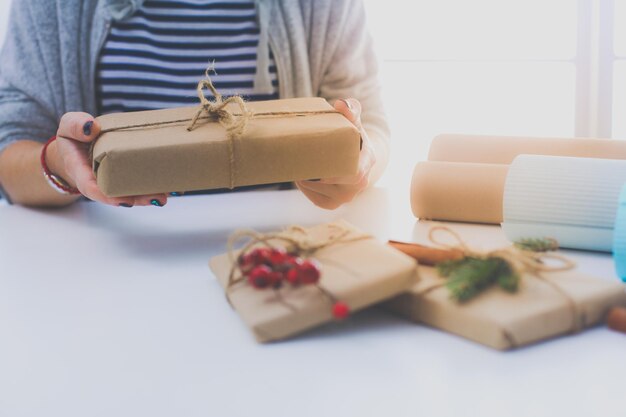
226,223 -> 372,292
421,226 -> 582,348
92,69 -> 339,189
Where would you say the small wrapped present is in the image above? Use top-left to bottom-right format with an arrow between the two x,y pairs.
386,227 -> 626,350
92,76 -> 360,197
209,221 -> 418,343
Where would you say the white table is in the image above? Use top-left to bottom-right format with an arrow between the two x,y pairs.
1,187 -> 625,417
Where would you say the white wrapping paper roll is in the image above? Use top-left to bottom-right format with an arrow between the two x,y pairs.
502,155 -> 626,252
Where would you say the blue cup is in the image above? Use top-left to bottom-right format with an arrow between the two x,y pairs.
613,184 -> 626,282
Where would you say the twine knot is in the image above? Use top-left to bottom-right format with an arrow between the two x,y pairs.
427,226 -> 575,276
187,69 -> 254,136
226,223 -> 372,291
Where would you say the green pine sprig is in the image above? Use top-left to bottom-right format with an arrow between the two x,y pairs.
436,256 -> 519,302
514,238 -> 558,252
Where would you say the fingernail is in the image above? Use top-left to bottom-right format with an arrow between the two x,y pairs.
308,179 -> 321,182
83,121 -> 94,136
119,203 -> 133,208
341,99 -> 353,112
170,192 -> 182,197
150,199 -> 163,207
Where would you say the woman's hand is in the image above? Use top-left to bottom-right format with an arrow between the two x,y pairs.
296,98 -> 376,210
49,112 -> 168,207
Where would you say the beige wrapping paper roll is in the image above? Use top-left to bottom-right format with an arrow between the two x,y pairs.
428,134 -> 626,164
411,161 -> 509,224
412,133 -> 626,224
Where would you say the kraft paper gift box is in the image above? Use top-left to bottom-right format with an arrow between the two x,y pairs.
209,221 -> 418,343
92,98 -> 361,197
386,265 -> 626,350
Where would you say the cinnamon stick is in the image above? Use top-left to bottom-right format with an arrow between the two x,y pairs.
388,240 -> 464,266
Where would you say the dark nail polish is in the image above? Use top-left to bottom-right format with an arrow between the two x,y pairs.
150,199 -> 163,207
170,192 -> 182,197
83,121 -> 94,136
309,179 -> 321,182
119,203 -> 133,208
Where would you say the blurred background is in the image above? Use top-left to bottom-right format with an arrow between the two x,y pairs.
362,0 -> 626,189
0,1 -> 624,190
0,4 -> 7,51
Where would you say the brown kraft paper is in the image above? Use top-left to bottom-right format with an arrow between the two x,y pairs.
386,265 -> 626,350
209,221 -> 418,343
93,98 -> 361,197
411,161 -> 509,224
428,134 -> 626,164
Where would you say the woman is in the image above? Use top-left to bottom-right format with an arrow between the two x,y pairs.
0,0 -> 388,209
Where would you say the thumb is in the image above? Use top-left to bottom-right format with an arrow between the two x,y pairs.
57,112 -> 101,143
334,98 -> 362,128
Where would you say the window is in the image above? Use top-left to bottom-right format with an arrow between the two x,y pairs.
363,0 -> 624,187
614,0 -> 626,139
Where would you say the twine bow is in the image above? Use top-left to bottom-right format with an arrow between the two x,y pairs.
428,226 -> 576,277
94,68 -> 342,138
226,223 -> 372,292
187,69 -> 254,136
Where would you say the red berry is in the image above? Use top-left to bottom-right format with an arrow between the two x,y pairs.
286,268 -> 300,285
248,265 -> 273,289
268,248 -> 289,266
247,248 -> 272,266
238,253 -> 256,273
332,302 -> 350,319
299,259 -> 321,284
284,257 -> 304,285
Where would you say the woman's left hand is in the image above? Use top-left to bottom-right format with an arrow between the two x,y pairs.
296,98 -> 376,210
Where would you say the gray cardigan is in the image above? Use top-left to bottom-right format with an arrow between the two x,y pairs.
0,0 -> 388,199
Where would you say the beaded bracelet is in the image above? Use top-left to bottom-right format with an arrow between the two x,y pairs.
40,136 -> 81,195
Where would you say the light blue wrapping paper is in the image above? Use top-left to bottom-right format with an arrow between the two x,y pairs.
503,155 -> 626,252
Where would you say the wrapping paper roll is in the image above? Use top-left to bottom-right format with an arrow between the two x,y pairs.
428,134 -> 626,164
411,161 -> 509,224
503,155 -> 626,252
613,185 -> 626,281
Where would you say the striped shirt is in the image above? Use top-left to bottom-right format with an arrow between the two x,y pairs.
96,0 -> 279,115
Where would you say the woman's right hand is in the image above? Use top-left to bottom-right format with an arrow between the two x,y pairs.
49,112 -> 168,207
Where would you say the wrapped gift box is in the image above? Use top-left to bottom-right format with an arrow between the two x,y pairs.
92,98 -> 361,197
209,221 -> 418,343
386,265 -> 626,350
